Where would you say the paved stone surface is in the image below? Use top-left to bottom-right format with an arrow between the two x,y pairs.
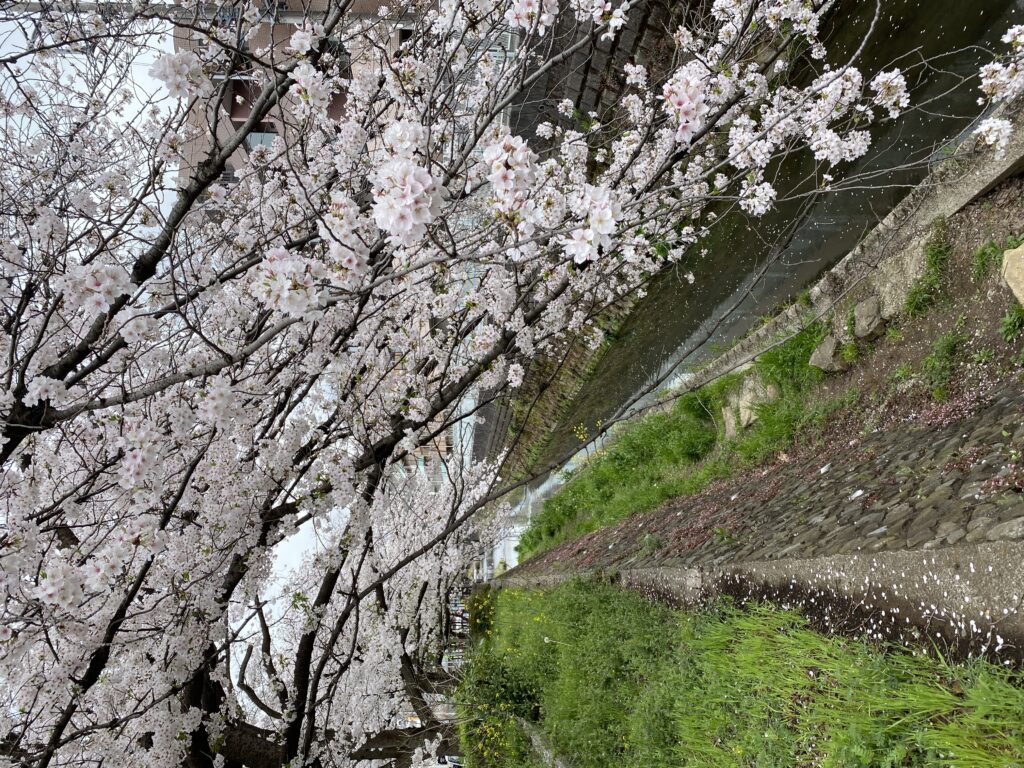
509,386 -> 1024,581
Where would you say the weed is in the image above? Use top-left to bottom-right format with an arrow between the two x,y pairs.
885,326 -> 904,343
905,218 -> 952,317
754,322 -> 828,393
890,362 -> 915,383
639,533 -> 663,556
466,585 -> 496,639
840,341 -> 860,363
973,234 -> 1024,282
922,327 -> 967,401
1001,303 -> 1024,343
972,241 -> 1003,282
972,348 -> 996,365
712,526 -> 736,543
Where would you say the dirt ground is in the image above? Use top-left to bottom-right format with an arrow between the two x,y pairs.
818,175 -> 1024,424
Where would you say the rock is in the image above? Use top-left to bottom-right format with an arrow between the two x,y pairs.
808,334 -> 848,373
967,516 -> 994,533
985,517 -> 1024,541
722,406 -> 739,440
1002,244 -> 1024,305
945,528 -> 966,545
722,376 -> 779,434
853,296 -> 885,339
736,377 -> 779,428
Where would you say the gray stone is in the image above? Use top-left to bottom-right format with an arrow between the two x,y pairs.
960,482 -> 986,500
965,525 -> 994,543
908,528 -> 936,548
967,516 -> 995,533
853,296 -> 885,339
944,528 -> 966,545
722,376 -> 780,436
985,517 -> 1024,541
936,521 -> 962,538
883,503 -> 914,526
808,334 -> 848,373
1001,244 -> 1024,305
734,376 -> 780,429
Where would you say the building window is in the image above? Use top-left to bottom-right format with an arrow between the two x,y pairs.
245,124 -> 277,151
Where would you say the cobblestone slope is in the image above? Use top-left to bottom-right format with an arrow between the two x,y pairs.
508,385 -> 1024,578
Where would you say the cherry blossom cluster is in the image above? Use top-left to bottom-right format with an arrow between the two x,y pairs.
252,246 -> 325,318
661,63 -> 709,144
870,69 -> 910,119
59,261 -> 133,317
975,117 -> 1014,157
504,0 -> 559,35
150,50 -> 209,99
371,157 -> 443,247
561,184 -> 621,264
979,25 -> 1024,104
320,190 -> 370,284
482,134 -> 538,232
567,0 -> 630,40
291,60 -> 332,118
974,25 -> 1024,153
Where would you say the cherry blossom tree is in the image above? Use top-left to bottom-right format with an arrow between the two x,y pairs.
0,0 -> 1017,766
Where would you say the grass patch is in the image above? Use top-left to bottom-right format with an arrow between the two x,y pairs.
465,585 -> 496,640
890,362 -> 915,384
457,648 -> 545,768
1001,303 -> 1024,344
922,322 -> 968,401
515,390 -> 719,557
972,234 -> 1023,283
905,218 -> 952,318
518,325 -> 828,559
459,580 -> 1024,768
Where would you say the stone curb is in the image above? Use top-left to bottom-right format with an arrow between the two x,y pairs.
497,541 -> 1024,661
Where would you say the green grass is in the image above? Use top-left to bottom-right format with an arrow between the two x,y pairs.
517,325 -> 829,559
459,580 -> 1024,768
1001,303 -> 1024,344
922,323 -> 968,402
972,234 -> 1022,283
515,391 -> 719,557
905,218 -> 952,318
456,648 -> 545,768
